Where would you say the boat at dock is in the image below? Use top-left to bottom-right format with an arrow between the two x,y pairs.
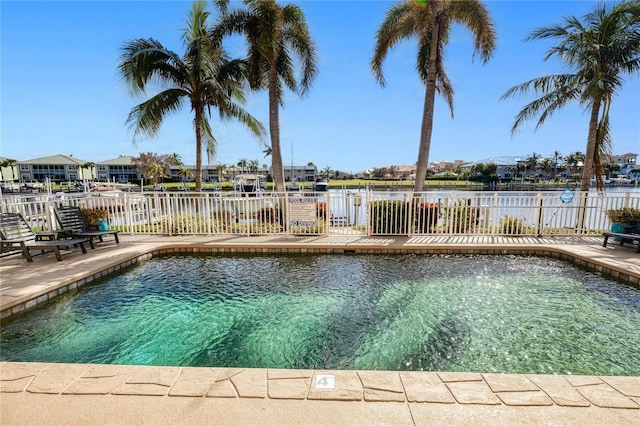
233,174 -> 267,194
313,180 -> 330,192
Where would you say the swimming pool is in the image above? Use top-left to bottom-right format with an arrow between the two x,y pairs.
1,253 -> 639,376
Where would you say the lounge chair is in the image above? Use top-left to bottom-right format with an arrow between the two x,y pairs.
0,212 -> 88,262
602,223 -> 640,253
54,205 -> 119,249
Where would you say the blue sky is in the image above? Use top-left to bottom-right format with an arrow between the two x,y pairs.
2,0 -> 639,173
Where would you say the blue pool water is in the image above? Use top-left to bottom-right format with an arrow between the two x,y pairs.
1,254 -> 639,375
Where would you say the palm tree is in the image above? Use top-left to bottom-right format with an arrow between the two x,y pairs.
372,0 -> 496,193
564,151 -> 585,179
322,165 -> 332,180
552,150 -> 563,180
212,0 -> 318,193
79,162 -> 96,181
0,158 -> 18,182
214,162 -> 226,182
540,158 -> 553,180
525,152 -> 541,179
248,159 -> 259,173
171,153 -> 184,166
237,158 -> 248,175
604,162 -> 620,177
119,0 -> 264,193
514,162 -> 525,182
564,152 -> 578,177
502,1 -> 640,191
177,165 -> 194,189
504,165 -> 516,181
147,162 -> 165,186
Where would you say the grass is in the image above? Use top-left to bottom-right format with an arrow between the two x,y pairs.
44,178 -> 572,193
156,179 -> 484,191
152,178 -> 572,190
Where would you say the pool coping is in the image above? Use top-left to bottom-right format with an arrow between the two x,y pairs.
1,362 -> 639,425
1,235 -> 639,424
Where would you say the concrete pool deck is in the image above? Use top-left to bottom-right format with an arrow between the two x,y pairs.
1,234 -> 639,425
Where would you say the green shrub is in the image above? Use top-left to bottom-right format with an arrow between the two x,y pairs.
414,201 -> 439,233
605,207 -> 640,223
160,214 -> 211,234
210,209 -> 235,233
500,215 -> 528,235
241,221 -> 283,234
255,207 -> 279,223
316,202 -> 328,219
369,200 -> 410,235
443,200 -> 479,233
290,218 -> 326,235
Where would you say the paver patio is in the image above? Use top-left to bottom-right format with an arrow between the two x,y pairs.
1,234 -> 639,424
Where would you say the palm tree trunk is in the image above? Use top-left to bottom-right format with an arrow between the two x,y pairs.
269,64 -> 285,193
576,99 -> 601,232
580,100 -> 601,193
194,108 -> 203,193
414,14 -> 440,194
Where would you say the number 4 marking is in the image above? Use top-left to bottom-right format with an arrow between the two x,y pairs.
315,375 -> 335,389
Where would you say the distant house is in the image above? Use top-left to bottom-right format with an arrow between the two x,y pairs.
460,156 -> 527,179
97,156 -> 141,183
282,165 -> 317,182
394,165 -> 416,180
167,164 -> 225,183
365,165 -> 416,180
17,154 -> 93,182
603,153 -> 638,175
429,160 -> 466,173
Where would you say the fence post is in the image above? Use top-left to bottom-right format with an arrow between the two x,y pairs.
576,191 -> 589,235
325,191 -> 331,234
491,193 -> 498,236
123,193 -> 132,234
164,192 -> 172,235
365,190 -> 371,236
535,193 -> 544,237
202,193 -> 208,235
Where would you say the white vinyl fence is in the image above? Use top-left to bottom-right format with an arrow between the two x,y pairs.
1,190 -> 638,237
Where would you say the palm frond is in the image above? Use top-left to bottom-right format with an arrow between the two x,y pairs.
502,74 -> 582,134
126,89 -> 187,142
445,0 -> 496,62
282,21 -> 317,96
276,45 -> 297,97
119,39 -> 187,95
371,2 -> 418,86
199,116 -> 217,164
182,0 -> 209,46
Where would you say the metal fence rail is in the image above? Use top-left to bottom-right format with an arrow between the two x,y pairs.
1,190 -> 638,237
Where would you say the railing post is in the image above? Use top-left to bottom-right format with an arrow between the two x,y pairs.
204,193 -> 211,235
576,191 -> 589,235
123,193 -> 133,234
491,193 -> 498,236
407,192 -> 426,237
365,190 -> 371,236
535,193 -> 543,237
325,191 -> 331,235
164,192 -> 172,235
